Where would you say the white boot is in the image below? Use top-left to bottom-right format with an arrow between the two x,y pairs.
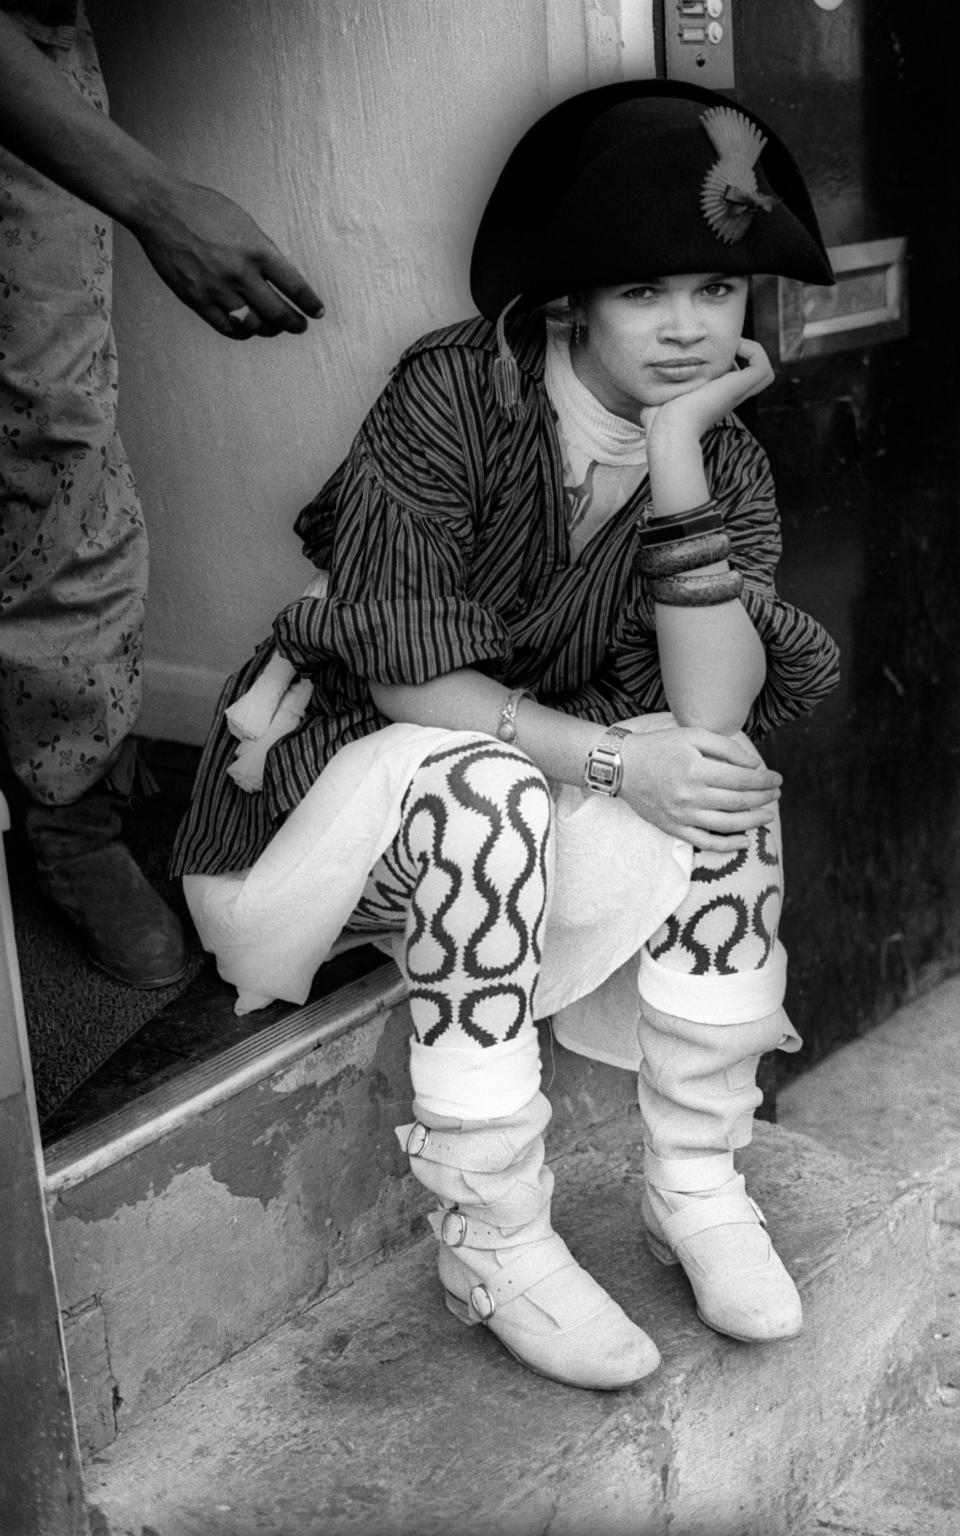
642,1150 -> 802,1341
637,1000 -> 803,1343
397,1091 -> 661,1389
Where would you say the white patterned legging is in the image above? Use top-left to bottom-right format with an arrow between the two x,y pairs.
345,736 -> 783,1120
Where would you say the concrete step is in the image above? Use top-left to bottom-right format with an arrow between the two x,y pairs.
780,977 -> 960,1536
45,970 -> 641,1454
795,1400 -> 960,1536
82,1115 -> 935,1536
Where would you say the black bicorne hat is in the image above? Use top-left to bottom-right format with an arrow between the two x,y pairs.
470,79 -> 834,322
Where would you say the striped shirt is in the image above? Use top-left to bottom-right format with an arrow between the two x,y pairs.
172,311 -> 840,877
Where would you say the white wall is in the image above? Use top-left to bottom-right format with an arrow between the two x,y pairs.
88,0 -> 654,743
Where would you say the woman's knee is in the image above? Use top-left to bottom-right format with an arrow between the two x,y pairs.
730,728 -> 767,767
403,737 -> 552,900
413,737 -> 551,832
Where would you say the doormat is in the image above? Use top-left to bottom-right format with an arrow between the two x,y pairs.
6,803 -> 204,1123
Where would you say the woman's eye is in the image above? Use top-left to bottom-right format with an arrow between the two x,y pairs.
702,283 -> 732,298
622,285 -> 658,301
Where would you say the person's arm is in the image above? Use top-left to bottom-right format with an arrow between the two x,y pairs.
0,12 -> 322,337
369,670 -> 780,854
642,339 -> 774,734
295,342 -> 778,853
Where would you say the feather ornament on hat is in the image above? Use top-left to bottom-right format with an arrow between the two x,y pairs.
699,106 -> 775,245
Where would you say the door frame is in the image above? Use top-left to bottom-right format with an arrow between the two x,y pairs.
0,794 -> 89,1536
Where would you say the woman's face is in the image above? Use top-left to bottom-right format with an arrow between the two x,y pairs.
570,274 -> 750,424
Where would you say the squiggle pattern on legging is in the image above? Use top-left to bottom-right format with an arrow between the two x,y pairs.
347,740 -> 551,1048
646,823 -> 782,976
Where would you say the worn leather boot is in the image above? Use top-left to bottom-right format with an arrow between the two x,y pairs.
25,795 -> 187,988
397,1090 -> 661,1390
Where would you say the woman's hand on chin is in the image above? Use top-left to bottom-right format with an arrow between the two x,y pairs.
641,338 -> 775,444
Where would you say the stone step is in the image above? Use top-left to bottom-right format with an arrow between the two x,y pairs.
796,1400 -> 960,1536
780,978 -> 960,1536
45,969 -> 640,1454
82,1116 -> 935,1536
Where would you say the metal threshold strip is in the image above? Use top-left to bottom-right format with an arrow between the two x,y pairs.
43,963 -> 406,1196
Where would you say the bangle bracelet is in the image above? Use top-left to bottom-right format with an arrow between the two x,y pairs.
651,570 -> 744,606
639,509 -> 724,548
496,687 -> 532,743
640,498 -> 720,536
638,513 -> 721,549
639,530 -> 731,578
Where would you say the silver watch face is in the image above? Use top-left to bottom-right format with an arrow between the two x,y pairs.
584,744 -> 622,796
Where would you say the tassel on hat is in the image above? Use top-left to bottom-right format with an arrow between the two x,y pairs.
492,296 -> 523,418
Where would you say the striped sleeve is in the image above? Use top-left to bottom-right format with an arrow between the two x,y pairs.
549,423 -> 838,736
275,347 -> 512,684
544,601 -> 667,725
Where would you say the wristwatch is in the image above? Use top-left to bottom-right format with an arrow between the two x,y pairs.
583,726 -> 633,797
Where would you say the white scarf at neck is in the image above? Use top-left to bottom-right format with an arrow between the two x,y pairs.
544,323 -> 648,557
545,323 -> 648,467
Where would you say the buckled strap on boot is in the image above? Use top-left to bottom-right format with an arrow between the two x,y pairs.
401,1097 -> 662,1386
458,1236 -> 586,1325
427,1205 -> 553,1251
644,1149 -> 734,1193
396,1118 -> 536,1172
657,1178 -> 767,1252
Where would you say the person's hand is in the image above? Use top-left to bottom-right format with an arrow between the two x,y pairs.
621,724 -> 781,851
131,179 -> 323,338
640,339 -> 774,445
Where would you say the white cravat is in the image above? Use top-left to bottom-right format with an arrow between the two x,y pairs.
544,322 -> 648,558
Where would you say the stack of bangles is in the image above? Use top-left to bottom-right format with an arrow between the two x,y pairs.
638,498 -> 743,606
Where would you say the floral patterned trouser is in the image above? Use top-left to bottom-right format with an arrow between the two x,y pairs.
0,8 -> 146,807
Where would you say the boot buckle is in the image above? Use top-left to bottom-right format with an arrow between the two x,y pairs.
440,1210 -> 468,1247
405,1122 -> 430,1157
469,1283 -> 495,1322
